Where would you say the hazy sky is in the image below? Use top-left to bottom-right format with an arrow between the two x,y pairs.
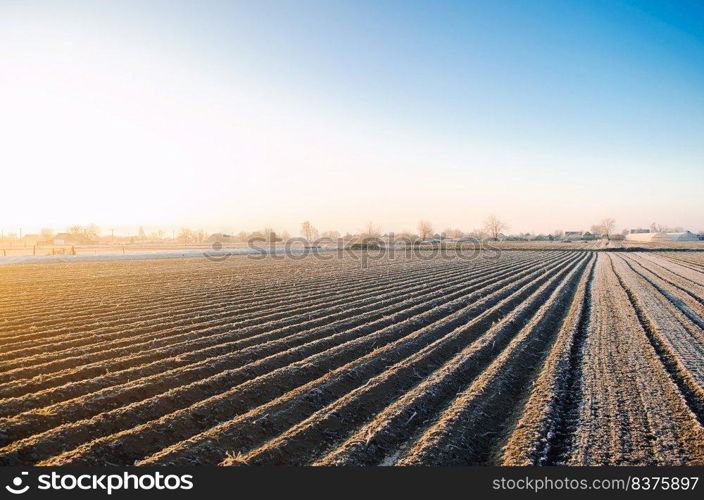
1,0 -> 702,235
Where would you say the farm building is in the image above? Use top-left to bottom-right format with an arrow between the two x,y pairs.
582,231 -> 604,240
53,233 -> 79,245
625,231 -> 699,242
563,231 -> 583,241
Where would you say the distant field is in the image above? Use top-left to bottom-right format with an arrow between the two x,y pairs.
493,240 -> 704,250
2,239 -> 703,260
0,243 -> 230,258
0,250 -> 702,465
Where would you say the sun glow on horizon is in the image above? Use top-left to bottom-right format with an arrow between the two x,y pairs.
1,2 -> 702,236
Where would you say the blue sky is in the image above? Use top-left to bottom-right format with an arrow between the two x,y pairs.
1,0 -> 702,234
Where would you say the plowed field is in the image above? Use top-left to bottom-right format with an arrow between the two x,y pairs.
1,251 -> 702,465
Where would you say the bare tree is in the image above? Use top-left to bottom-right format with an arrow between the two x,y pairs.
467,228 -> 487,240
364,221 -> 381,238
84,224 -> 100,242
483,215 -> 507,240
395,231 -> 417,244
320,230 -> 340,240
650,222 -> 664,233
40,227 -> 54,243
263,228 -> 281,242
417,220 -> 434,240
443,228 -> 464,240
66,224 -> 100,243
178,228 -> 195,244
599,218 -> 616,240
301,221 -> 312,241
301,221 -> 318,242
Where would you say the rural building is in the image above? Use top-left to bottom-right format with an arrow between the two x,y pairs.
582,232 -> 603,240
53,233 -> 79,245
563,231 -> 583,241
662,231 -> 700,241
625,231 -> 699,242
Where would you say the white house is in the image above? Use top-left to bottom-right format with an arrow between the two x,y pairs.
625,231 -> 699,242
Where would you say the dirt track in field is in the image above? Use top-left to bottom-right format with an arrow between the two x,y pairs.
0,250 -> 702,465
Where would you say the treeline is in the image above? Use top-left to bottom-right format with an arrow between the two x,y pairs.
6,216 -> 698,246
0,215 -> 511,245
